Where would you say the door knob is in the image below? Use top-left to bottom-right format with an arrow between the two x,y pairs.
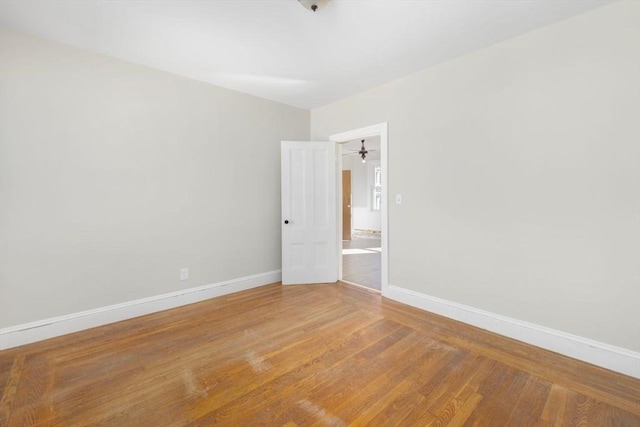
284,220 -> 289,224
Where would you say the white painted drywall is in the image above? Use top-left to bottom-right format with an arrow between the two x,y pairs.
0,28 -> 309,328
342,155 -> 381,232
343,155 -> 381,233
312,1 -> 640,352
355,160 -> 381,232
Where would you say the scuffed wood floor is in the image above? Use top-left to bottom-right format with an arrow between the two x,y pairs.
1,283 -> 638,426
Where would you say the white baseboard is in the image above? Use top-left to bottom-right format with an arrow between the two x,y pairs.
383,284 -> 640,379
0,270 -> 281,350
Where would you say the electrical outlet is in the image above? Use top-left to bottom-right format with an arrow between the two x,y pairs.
180,268 -> 189,281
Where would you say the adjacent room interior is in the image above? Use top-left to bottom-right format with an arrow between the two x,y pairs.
341,137 -> 382,291
1,0 -> 639,425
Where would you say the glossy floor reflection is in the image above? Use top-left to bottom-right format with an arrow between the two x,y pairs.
342,234 -> 381,291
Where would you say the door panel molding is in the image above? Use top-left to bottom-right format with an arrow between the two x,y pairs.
281,141 -> 337,285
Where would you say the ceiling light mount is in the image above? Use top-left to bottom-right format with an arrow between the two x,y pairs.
298,0 -> 330,13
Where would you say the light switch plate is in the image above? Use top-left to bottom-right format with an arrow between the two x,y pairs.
396,194 -> 402,204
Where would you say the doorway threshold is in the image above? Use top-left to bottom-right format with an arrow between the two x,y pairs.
339,280 -> 381,294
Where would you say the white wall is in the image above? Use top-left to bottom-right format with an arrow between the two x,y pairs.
312,1 -> 640,352
0,28 -> 309,328
342,155 -> 381,233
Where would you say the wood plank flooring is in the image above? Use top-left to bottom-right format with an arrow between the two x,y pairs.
1,282 -> 638,426
343,236 -> 381,291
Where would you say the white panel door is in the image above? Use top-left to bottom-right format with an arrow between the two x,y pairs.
281,141 -> 337,285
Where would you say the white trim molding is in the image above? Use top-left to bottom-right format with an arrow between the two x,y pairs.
0,270 -> 281,350
384,284 -> 640,379
330,122 -> 389,294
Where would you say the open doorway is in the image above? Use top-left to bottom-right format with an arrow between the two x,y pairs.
331,123 -> 388,294
340,137 -> 382,291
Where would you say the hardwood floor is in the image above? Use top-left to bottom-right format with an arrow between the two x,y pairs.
1,282 -> 638,426
343,236 -> 381,291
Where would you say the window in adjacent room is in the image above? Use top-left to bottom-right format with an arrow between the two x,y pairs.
373,165 -> 381,211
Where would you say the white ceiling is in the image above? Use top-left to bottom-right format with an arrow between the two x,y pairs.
0,0 -> 613,110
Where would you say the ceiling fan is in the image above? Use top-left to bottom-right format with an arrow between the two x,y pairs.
342,139 -> 378,163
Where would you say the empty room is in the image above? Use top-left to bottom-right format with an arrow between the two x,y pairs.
1,0 -> 639,425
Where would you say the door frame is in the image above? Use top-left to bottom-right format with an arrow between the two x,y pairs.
330,123 -> 388,293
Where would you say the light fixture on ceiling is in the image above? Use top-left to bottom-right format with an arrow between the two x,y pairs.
359,139 -> 368,163
298,0 -> 330,12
